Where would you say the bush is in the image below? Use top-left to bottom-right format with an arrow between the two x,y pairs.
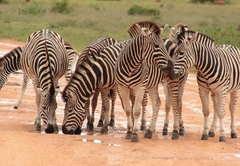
0,0 -> 8,4
189,0 -> 214,3
128,5 -> 160,16
51,0 -> 72,14
20,4 -> 46,15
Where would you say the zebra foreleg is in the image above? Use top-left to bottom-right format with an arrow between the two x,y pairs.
209,109 -> 218,137
118,87 -> 132,140
84,99 -> 93,131
229,91 -> 238,138
131,87 -> 145,142
100,89 -> 110,134
199,88 -> 210,140
140,91 -> 148,131
144,86 -> 160,140
14,73 -> 29,109
34,87 -> 41,131
109,89 -> 117,127
162,83 -> 170,135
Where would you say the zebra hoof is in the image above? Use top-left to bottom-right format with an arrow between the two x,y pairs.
208,131 -> 215,137
140,125 -> 146,131
13,106 -> 18,109
219,136 -> 226,142
231,133 -> 237,138
35,124 -> 41,131
109,119 -> 115,127
143,129 -> 152,139
162,129 -> 168,136
171,130 -> 179,140
131,133 -> 139,142
125,131 -> 132,140
201,134 -> 209,140
87,123 -> 94,132
75,126 -> 82,135
45,124 -> 54,133
101,127 -> 108,134
179,129 -> 185,136
97,120 -> 103,127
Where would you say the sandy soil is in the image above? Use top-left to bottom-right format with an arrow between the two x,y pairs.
0,39 -> 240,166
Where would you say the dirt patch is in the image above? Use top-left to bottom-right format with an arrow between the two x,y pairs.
0,39 -> 240,166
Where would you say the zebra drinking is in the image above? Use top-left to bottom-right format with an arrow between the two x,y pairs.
21,29 -> 69,133
61,40 -> 130,134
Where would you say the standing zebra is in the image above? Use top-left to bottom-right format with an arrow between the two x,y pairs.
61,39 -> 130,134
0,42 -> 79,110
115,21 -> 171,142
76,37 -> 118,131
166,31 -> 239,142
21,29 -> 69,133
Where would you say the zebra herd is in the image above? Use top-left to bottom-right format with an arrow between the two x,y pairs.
0,20 -> 239,142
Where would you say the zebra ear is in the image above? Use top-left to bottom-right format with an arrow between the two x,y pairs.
66,90 -> 77,103
191,31 -> 198,43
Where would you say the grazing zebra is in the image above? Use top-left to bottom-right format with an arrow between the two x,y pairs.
61,39 -> 131,134
21,29 -> 70,133
0,43 -> 79,110
166,31 -> 240,142
115,21 -> 171,142
0,46 -> 26,108
76,37 -> 118,131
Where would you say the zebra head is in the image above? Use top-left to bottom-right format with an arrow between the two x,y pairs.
61,89 -> 84,135
169,32 -> 198,80
37,85 -> 59,133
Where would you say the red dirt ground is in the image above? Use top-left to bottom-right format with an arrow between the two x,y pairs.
0,39 -> 239,166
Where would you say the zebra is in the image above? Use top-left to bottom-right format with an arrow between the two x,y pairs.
0,42 -> 79,110
115,21 -> 171,142
21,29 -> 70,133
76,37 -> 118,132
166,31 -> 239,142
0,46 -> 26,108
61,39 -> 131,134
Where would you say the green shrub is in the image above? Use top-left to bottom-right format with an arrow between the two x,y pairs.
0,0 -> 8,4
20,4 -> 46,15
128,5 -> 160,16
51,0 -> 72,14
189,0 -> 214,3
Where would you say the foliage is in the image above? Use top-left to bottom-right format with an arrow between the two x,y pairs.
20,4 -> 46,15
51,0 -> 72,14
0,0 -> 8,4
128,5 -> 160,16
189,0 -> 214,3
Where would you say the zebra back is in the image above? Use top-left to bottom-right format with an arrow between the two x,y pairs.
76,37 -> 117,67
0,46 -> 23,89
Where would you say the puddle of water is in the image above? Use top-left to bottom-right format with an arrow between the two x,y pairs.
81,138 -> 121,147
234,154 -> 240,158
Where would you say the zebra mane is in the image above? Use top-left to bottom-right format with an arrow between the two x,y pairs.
177,30 -> 215,46
168,23 -> 188,40
128,21 -> 162,38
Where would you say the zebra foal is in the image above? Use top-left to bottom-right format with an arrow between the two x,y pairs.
21,29 -> 69,133
166,31 -> 240,142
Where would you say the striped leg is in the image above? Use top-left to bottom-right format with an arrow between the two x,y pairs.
33,85 -> 41,131
214,91 -> 227,142
199,87 -> 210,140
229,91 -> 238,138
162,82 -> 170,135
100,89 -> 110,134
118,87 -> 132,140
209,106 -> 218,137
109,89 -> 117,127
14,73 -> 29,109
132,86 -> 145,142
140,91 -> 148,131
143,86 -> 160,139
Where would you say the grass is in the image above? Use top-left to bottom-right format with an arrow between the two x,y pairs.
0,0 -> 239,52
